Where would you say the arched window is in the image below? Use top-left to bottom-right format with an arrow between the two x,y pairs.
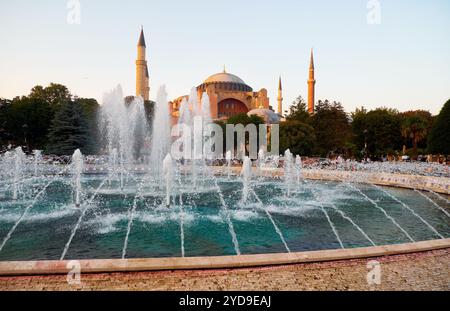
218,98 -> 249,118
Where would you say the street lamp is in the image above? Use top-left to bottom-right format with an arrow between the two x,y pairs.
363,129 -> 368,162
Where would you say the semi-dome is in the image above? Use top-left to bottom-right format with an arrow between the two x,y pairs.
197,71 -> 253,92
247,108 -> 281,124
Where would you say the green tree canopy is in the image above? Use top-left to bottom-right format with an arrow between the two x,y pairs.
46,101 -> 93,155
279,121 -> 316,156
226,113 -> 265,157
352,108 -> 402,158
285,96 -> 310,123
0,96 -> 53,152
29,83 -> 71,107
310,100 -> 351,157
227,113 -> 264,126
427,99 -> 450,154
0,83 -> 100,154
401,113 -> 430,157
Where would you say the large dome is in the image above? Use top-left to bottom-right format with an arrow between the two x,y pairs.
198,71 -> 253,92
203,72 -> 246,84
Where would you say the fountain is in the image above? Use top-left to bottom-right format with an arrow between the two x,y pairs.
70,149 -> 84,207
150,86 -> 172,171
258,149 -> 265,175
12,147 -> 25,200
225,150 -> 232,179
0,84 -> 448,264
100,85 -> 147,190
284,149 -> 294,196
108,147 -> 118,185
163,153 -> 173,207
33,150 -> 42,176
241,156 -> 252,203
295,155 -> 302,183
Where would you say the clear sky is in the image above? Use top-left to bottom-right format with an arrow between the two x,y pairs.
0,0 -> 449,114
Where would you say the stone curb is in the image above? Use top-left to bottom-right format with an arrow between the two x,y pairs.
209,167 -> 450,194
0,239 -> 448,276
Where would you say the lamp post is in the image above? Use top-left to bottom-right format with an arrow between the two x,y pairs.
363,129 -> 368,162
22,123 -> 28,151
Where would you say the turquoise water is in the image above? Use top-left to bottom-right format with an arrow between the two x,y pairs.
0,174 -> 449,261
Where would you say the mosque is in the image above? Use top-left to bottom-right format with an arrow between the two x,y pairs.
135,28 -> 316,124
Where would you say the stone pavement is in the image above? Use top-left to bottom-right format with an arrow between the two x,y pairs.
0,249 -> 448,291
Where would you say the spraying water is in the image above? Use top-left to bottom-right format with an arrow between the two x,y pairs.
241,157 -> 252,203
284,149 -> 294,196
150,86 -> 172,173
258,149 -> 265,175
295,155 -> 302,183
60,178 -> 107,260
100,85 -> 147,189
346,182 -> 414,242
108,147 -> 118,186
428,190 -> 450,204
13,147 -> 25,200
249,187 -> 291,253
2,83 -> 449,262
70,149 -> 84,207
309,189 -> 344,249
226,150 -> 232,179
163,153 -> 173,207
0,166 -> 68,253
189,87 -> 200,117
211,176 -> 241,255
372,184 -> 444,239
414,189 -> 450,218
33,150 -> 42,176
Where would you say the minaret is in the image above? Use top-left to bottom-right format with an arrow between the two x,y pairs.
277,76 -> 283,115
136,27 -> 150,101
307,49 -> 316,115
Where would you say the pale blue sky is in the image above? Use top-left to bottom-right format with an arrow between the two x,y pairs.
0,0 -> 449,114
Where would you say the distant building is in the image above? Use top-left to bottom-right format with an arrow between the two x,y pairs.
135,29 -> 316,122
307,49 -> 316,115
169,68 -> 274,123
135,27 -> 150,101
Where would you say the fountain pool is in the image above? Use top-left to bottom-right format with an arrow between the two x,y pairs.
0,86 -> 448,267
0,170 -> 448,261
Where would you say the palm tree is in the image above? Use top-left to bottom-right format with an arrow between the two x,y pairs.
401,115 -> 428,158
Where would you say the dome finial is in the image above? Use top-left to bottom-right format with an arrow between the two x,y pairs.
223,65 -> 226,73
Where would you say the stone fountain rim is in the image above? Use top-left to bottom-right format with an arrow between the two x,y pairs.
82,166 -> 450,194
214,167 -> 450,195
0,238 -> 448,276
1,167 -> 447,276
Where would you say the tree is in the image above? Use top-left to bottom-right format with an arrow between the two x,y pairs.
400,110 -> 433,154
29,83 -> 71,107
75,97 -> 100,154
428,99 -> 450,154
285,96 -> 310,123
310,100 -> 351,157
226,113 -> 265,157
46,101 -> 93,155
0,99 -> 13,149
0,96 -> 53,151
352,108 -> 402,158
279,121 -> 316,156
227,113 -> 264,126
401,114 -> 429,157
